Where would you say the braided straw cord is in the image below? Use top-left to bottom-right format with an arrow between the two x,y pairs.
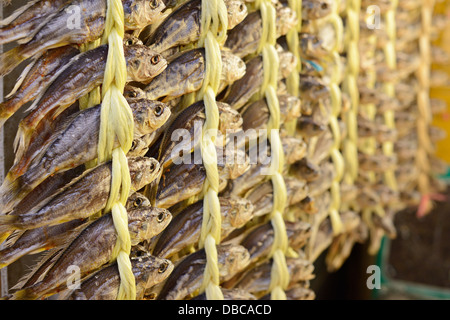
197,0 -> 228,300
327,1 -> 344,236
98,0 -> 136,300
359,6 -> 386,254
342,0 -> 360,209
416,0 -> 436,216
250,0 -> 290,300
381,0 -> 398,192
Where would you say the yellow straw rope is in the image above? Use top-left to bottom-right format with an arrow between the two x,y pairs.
98,0 -> 135,300
342,0 -> 360,203
197,0 -> 228,300
252,0 -> 289,300
327,1 -> 344,236
416,0 -> 435,214
381,0 -> 398,192
359,7 -> 385,252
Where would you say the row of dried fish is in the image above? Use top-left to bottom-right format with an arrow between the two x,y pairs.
321,0 -> 449,271
0,0 -> 317,300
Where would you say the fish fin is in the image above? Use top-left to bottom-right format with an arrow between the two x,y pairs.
0,0 -> 40,27
0,175 -> 23,213
0,103 -> 11,130
0,46 -> 26,77
9,287 -> 36,300
13,124 -> 29,162
11,247 -> 63,291
5,58 -> 37,99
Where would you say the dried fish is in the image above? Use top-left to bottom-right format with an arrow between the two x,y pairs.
145,0 -> 248,57
0,157 -> 161,242
65,253 -> 174,300
225,7 -> 297,58
13,44 -> 167,173
9,204 -> 171,300
152,196 -> 254,259
1,99 -> 170,212
0,0 -> 167,76
142,48 -> 246,102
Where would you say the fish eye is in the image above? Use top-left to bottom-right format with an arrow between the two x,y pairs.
154,105 -> 163,117
133,197 -> 143,207
151,55 -> 161,65
239,3 -> 245,12
146,293 -> 157,300
321,2 -> 328,10
158,262 -> 169,273
150,162 -> 156,172
150,0 -> 159,9
244,202 -> 251,211
125,90 -> 138,98
126,39 -> 134,46
233,114 -> 241,123
131,140 -> 137,149
157,211 -> 165,222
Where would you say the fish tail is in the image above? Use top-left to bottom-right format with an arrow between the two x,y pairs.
0,46 -> 26,77
10,287 -> 37,300
0,99 -> 17,130
0,215 -> 17,245
0,177 -> 23,214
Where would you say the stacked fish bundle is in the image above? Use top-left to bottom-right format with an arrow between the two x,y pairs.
0,0 -> 178,300
143,0 -> 317,300
0,0 -> 448,301
319,0 -> 449,272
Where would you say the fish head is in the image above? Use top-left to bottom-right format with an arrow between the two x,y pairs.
217,244 -> 251,279
282,137 -> 307,164
128,136 -> 149,157
129,157 -> 162,190
130,99 -> 171,135
123,0 -> 166,30
218,103 -> 243,132
226,195 -> 254,228
286,177 -> 309,204
132,207 -> 172,241
299,33 -> 328,58
300,77 -> 330,100
123,34 -> 144,46
221,51 -> 246,85
279,94 -> 301,119
288,258 -> 315,282
278,50 -> 298,79
340,211 -> 361,232
221,148 -> 250,180
131,253 -> 174,290
125,45 -> 167,83
276,6 -> 298,36
126,192 -> 151,211
124,85 -> 147,100
303,0 -> 332,20
287,221 -> 312,249
224,0 -> 248,29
